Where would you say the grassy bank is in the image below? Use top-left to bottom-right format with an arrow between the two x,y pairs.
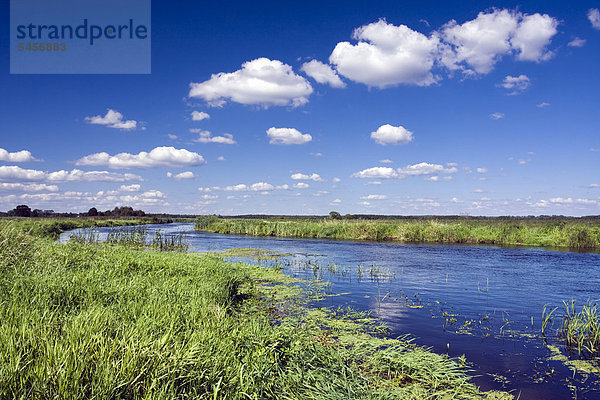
196,217 -> 600,249
0,221 -> 510,399
0,216 -> 170,240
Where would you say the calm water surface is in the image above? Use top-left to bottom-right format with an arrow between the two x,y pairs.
60,223 -> 600,399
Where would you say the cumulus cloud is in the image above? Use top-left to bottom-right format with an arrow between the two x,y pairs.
217,156 -> 226,161
498,74 -> 530,94
189,58 -> 313,108
330,199 -> 342,205
291,173 -> 323,181
353,163 -> 456,179
352,167 -> 399,179
191,130 -> 236,144
223,182 -> 277,192
0,165 -> 142,183
397,162 -> 457,176
330,19 -> 440,87
361,194 -> 387,200
0,148 -> 39,162
332,177 -> 341,183
477,167 -> 488,173
76,147 -> 206,169
266,127 -> 312,145
370,124 -> 414,145
85,109 -> 137,130
0,183 -> 58,192
293,182 -> 310,189
380,159 -> 393,164
167,171 -> 195,180
439,9 -> 558,74
119,184 -> 141,192
490,112 -> 505,120
589,8 -> 600,30
568,37 -> 586,47
537,102 -> 550,108
191,111 -> 210,121
300,60 -> 345,88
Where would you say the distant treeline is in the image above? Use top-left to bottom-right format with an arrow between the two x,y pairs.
0,205 -> 197,220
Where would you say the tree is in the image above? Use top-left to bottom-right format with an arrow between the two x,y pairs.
329,211 -> 342,220
87,207 -> 98,217
13,205 -> 32,217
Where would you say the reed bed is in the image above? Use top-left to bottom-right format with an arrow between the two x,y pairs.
0,221 -> 510,399
196,217 -> 600,249
70,226 -> 189,252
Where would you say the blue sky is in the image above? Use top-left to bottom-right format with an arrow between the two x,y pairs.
1,0 -> 599,215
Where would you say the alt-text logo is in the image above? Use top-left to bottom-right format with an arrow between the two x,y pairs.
10,0 -> 151,74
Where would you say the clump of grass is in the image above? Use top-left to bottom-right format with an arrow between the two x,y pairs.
106,226 -> 148,247
560,300 -> 600,357
151,230 -> 188,252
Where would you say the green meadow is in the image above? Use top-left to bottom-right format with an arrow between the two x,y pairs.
0,218 -> 511,399
196,216 -> 600,249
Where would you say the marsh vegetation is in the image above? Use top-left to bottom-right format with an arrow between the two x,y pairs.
0,219 -> 511,399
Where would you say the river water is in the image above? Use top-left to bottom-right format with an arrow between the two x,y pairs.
59,222 -> 600,399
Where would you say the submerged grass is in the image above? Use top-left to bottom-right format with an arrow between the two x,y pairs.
196,217 -> 600,249
0,220 -> 511,399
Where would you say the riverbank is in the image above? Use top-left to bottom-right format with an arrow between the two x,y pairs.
0,216 -> 172,240
195,217 -> 600,249
0,220 -> 511,399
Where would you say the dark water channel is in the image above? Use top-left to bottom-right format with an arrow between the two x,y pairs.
59,223 -> 600,399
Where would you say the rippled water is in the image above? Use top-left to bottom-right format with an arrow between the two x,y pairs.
59,223 -> 600,399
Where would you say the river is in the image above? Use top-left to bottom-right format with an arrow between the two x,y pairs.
59,222 -> 600,399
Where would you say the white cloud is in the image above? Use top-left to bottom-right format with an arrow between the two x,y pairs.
293,182 -> 310,189
191,130 -> 236,144
85,109 -> 137,130
221,182 -> 281,192
119,184 -> 141,192
189,58 -> 313,108
439,9 -> 558,74
370,124 -> 414,145
330,199 -> 342,205
352,167 -> 399,179
0,183 -> 58,192
168,134 -> 178,140
498,74 -> 530,94
425,176 -> 453,181
588,184 -> 599,188
0,148 -> 39,162
359,201 -> 371,206
537,102 -> 550,108
314,190 -> 330,197
76,147 -> 206,169
476,167 -> 487,173
330,19 -> 440,88
568,37 -> 586,47
300,60 -> 345,88
361,194 -> 387,200
332,177 -> 341,183
167,171 -> 195,180
451,197 -> 462,203
397,162 -> 457,176
291,173 -> 323,181
191,111 -> 210,121
367,181 -> 382,185
549,197 -> 573,204
266,127 -> 312,145
0,166 -> 142,183
217,156 -> 226,161
490,112 -> 505,120
589,8 -> 600,30
380,159 -> 393,164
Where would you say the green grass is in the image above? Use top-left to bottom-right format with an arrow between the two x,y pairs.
543,300 -> 600,358
0,220 -> 511,399
196,217 -> 600,249
1,216 -> 168,240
